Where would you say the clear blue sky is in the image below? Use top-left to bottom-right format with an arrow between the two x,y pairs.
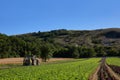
0,0 -> 120,35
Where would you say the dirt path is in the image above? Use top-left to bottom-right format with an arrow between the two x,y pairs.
89,57 -> 120,80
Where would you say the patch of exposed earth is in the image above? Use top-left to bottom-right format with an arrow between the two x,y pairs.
89,58 -> 120,80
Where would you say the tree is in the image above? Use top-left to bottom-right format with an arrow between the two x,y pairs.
118,50 -> 120,56
88,48 -> 96,57
95,46 -> 106,57
97,49 -> 106,57
72,47 -> 80,58
106,47 -> 119,56
40,43 -> 53,62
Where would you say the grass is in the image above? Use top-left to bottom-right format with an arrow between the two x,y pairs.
0,58 -> 100,80
106,57 -> 120,66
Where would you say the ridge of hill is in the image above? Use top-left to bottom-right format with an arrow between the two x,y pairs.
18,28 -> 120,47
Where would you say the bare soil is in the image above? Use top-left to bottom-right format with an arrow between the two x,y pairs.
0,58 -> 73,65
89,58 -> 120,80
109,65 -> 120,75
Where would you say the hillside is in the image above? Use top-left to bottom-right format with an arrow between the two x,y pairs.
0,28 -> 120,58
18,28 -> 120,47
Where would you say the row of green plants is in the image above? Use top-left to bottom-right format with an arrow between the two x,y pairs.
0,58 -> 100,80
106,57 -> 120,66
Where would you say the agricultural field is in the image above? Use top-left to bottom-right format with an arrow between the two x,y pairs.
106,57 -> 120,76
106,57 -> 120,66
0,58 -> 100,80
86,57 -> 120,80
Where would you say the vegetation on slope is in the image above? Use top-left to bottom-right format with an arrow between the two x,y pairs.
0,28 -> 120,59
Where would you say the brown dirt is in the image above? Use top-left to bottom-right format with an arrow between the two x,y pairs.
0,58 -> 73,65
88,65 -> 100,80
106,64 -> 120,80
89,58 -> 120,80
109,65 -> 120,75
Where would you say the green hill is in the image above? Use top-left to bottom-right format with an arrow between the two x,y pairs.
0,28 -> 120,58
18,28 -> 120,47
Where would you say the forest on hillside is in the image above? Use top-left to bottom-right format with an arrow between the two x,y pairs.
0,28 -> 120,60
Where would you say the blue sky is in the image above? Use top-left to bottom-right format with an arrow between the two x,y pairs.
0,0 -> 120,35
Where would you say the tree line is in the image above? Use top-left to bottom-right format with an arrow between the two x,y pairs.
0,31 -> 120,62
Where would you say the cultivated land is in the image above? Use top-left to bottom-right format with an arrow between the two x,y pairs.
107,57 -> 120,78
89,57 -> 120,80
0,57 -> 120,80
0,58 -> 73,65
107,57 -> 120,66
0,58 -> 100,80
0,58 -> 73,69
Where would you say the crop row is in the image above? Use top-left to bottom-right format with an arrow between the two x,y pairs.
106,57 -> 120,66
0,58 -> 100,80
